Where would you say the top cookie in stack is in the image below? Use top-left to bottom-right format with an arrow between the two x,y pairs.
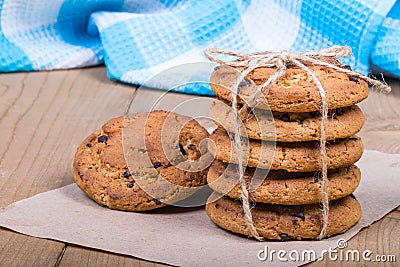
210,60 -> 368,113
205,58 -> 367,240
210,61 -> 368,142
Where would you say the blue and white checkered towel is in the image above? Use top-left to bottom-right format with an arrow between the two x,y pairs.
0,0 -> 399,95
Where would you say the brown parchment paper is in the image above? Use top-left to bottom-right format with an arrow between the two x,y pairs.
1,150 -> 399,266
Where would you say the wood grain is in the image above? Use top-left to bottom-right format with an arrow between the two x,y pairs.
0,231 -> 64,267
0,67 -> 134,266
307,211 -> 400,267
360,77 -> 400,121
0,67 -> 399,266
59,245 -> 161,267
0,68 -> 132,208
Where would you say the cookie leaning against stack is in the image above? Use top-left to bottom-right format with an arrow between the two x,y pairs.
205,59 -> 366,240
73,111 -> 210,211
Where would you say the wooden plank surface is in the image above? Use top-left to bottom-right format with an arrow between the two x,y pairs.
0,68 -> 134,266
59,245 -> 159,267
0,67 -> 399,266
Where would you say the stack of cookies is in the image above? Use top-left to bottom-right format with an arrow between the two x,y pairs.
205,60 -> 367,240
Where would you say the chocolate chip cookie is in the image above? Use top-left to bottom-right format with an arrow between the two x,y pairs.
73,111 -> 211,211
211,99 -> 365,142
206,193 -> 361,240
207,160 -> 361,205
210,63 -> 368,112
209,127 -> 363,172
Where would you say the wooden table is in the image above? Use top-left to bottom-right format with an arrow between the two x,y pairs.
0,67 -> 399,266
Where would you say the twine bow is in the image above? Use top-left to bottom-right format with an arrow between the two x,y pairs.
204,46 -> 391,241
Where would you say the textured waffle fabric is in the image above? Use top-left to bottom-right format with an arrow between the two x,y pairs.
0,0 -> 398,94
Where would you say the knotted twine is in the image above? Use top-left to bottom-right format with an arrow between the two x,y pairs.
204,46 -> 391,241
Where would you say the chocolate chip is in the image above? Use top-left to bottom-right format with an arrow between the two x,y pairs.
97,135 -> 108,143
77,171 -> 83,179
293,211 -> 305,221
349,75 -> 359,83
342,65 -> 352,70
178,144 -> 187,155
123,171 -> 131,178
154,199 -> 162,205
314,171 -> 322,183
349,193 -> 357,200
349,137 -> 358,141
215,203 -> 220,209
279,233 -> 290,241
188,144 -> 196,149
153,161 -> 162,168
86,143 -> 92,148
280,113 -> 291,122
239,78 -> 252,87
127,183 -> 134,188
336,108 -> 344,116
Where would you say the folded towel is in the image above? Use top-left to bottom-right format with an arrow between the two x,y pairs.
0,0 -> 398,95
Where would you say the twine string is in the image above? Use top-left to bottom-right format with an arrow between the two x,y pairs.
291,58 -> 329,239
231,73 -> 265,241
204,45 -> 391,241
